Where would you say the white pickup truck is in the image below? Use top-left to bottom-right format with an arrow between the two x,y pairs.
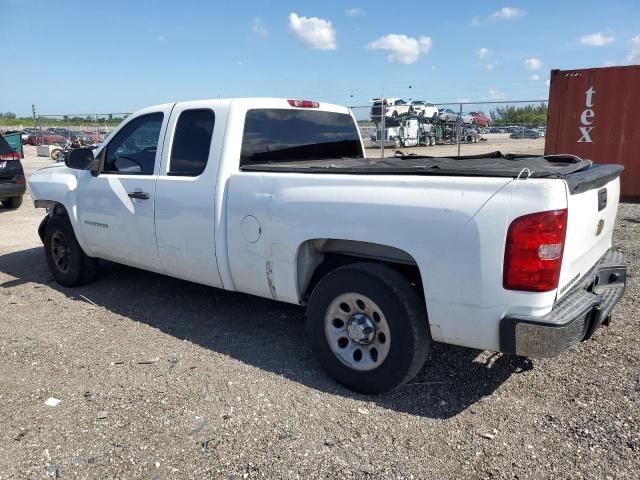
29,98 -> 626,394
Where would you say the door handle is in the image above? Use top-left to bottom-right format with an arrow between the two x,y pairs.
128,191 -> 149,200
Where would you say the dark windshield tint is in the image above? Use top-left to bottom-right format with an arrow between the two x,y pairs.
240,109 -> 362,165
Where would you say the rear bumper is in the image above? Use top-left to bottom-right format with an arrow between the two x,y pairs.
0,182 -> 26,199
499,249 -> 626,357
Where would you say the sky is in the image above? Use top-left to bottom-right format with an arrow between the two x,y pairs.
1,0 -> 639,116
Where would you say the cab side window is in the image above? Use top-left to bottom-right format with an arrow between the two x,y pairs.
169,109 -> 215,176
103,113 -> 163,175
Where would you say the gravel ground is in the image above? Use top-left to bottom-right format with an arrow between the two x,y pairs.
0,148 -> 638,479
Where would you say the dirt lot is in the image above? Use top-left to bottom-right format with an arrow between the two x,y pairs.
0,146 -> 639,479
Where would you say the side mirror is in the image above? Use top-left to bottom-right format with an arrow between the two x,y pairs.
65,148 -> 95,170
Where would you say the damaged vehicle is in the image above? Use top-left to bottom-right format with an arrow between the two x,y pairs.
29,98 -> 626,394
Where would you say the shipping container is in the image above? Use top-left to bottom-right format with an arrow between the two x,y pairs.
545,65 -> 640,199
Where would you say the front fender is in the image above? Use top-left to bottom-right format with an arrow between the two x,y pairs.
29,164 -> 90,253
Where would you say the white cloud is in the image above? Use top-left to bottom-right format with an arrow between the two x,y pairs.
345,7 -> 365,17
237,60 -> 247,67
627,35 -> 640,63
457,98 -> 471,103
529,73 -> 540,81
252,17 -> 269,39
368,34 -> 432,64
491,7 -> 526,20
524,58 -> 543,71
580,32 -> 615,47
545,79 -> 551,87
470,17 -> 481,27
288,12 -> 337,50
477,47 -> 490,59
485,62 -> 496,70
484,89 -> 506,100
154,35 -> 166,42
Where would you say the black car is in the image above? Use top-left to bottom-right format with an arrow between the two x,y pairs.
0,135 -> 26,209
510,129 -> 541,139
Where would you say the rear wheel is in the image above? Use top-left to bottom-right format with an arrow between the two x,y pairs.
307,263 -> 430,394
1,196 -> 23,209
44,215 -> 99,287
394,137 -> 403,148
50,149 -> 62,160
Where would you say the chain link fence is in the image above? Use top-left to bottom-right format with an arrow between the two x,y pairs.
21,113 -> 129,146
349,100 -> 548,158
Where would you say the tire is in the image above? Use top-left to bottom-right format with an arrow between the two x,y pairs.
391,111 -> 398,119
50,149 -> 62,160
44,214 -> 99,287
394,137 -> 403,149
307,263 -> 431,394
2,196 -> 23,209
429,136 -> 436,146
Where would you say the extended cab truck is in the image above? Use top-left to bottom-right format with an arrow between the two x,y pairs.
29,98 -> 626,394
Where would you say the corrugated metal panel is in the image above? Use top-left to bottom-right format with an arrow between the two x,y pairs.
545,65 -> 640,199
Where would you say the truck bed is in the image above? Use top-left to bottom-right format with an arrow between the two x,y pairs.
240,151 -> 623,194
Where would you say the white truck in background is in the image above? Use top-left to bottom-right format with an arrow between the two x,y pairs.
29,98 -> 626,393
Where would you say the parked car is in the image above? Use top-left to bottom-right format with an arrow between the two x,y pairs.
28,132 -> 68,146
437,108 -> 459,122
470,111 -> 491,127
370,98 -> 413,121
510,129 -> 541,139
461,112 -> 474,125
82,130 -> 100,143
29,97 -> 626,394
0,134 -> 26,208
410,101 -> 438,120
69,130 -> 99,145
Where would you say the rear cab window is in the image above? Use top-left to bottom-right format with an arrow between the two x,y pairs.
240,109 -> 363,166
169,109 -> 215,176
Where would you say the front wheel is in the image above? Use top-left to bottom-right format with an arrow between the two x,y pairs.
394,137 -> 403,148
307,263 -> 431,394
44,215 -> 99,287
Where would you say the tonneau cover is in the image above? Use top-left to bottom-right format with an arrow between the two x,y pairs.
240,151 -> 623,193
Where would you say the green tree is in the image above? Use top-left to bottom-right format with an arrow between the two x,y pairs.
490,103 -> 547,126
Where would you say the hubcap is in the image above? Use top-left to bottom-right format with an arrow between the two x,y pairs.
347,313 -> 375,344
324,293 -> 391,371
51,231 -> 70,273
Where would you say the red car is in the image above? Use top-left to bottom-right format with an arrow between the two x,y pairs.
470,111 -> 491,127
28,132 -> 68,146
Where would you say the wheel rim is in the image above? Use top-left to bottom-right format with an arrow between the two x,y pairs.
51,230 -> 70,273
324,293 -> 391,371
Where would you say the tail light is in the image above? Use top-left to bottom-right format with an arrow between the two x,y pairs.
0,151 -> 20,161
503,209 -> 568,292
287,99 -> 319,108
15,176 -> 25,184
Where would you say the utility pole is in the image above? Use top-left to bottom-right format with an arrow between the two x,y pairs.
380,88 -> 385,158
